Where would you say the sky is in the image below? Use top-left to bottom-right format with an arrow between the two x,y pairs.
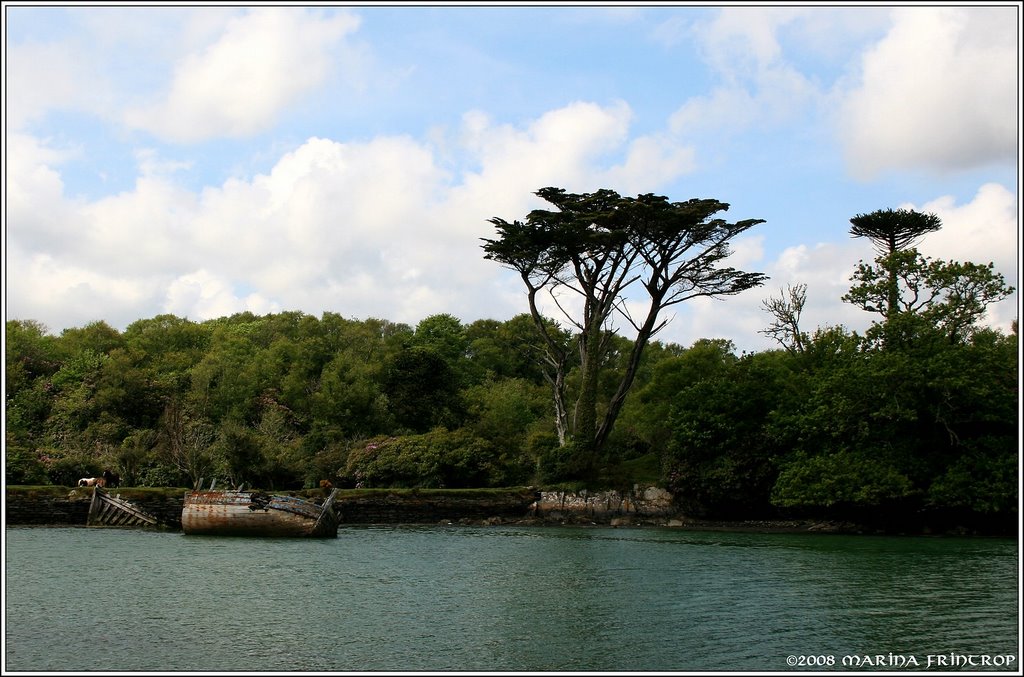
4,2 -> 1021,354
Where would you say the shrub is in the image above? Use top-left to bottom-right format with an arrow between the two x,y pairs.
39,446 -> 101,486
771,449 -> 915,509
5,441 -> 50,485
343,429 -> 507,488
926,437 -> 1018,514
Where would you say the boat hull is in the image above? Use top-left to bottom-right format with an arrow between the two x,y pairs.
182,490 -> 339,538
87,487 -> 160,528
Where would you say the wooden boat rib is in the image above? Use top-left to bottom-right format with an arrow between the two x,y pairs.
312,488 -> 339,534
181,488 -> 340,538
87,487 -> 160,528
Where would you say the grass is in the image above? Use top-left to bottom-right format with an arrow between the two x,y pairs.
5,485 -> 192,498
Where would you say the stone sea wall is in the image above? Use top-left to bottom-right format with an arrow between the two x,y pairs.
334,488 -> 542,524
4,485 -> 678,528
531,485 -> 679,526
5,486 -> 94,525
4,487 -> 188,529
5,486 -> 892,533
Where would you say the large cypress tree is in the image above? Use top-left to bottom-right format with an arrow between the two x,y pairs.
483,187 -> 767,473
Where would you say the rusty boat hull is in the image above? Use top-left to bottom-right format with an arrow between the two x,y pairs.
182,489 -> 339,538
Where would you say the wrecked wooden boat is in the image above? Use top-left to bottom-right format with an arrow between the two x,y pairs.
181,486 -> 340,538
87,486 -> 160,528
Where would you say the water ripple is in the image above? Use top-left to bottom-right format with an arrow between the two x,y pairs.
4,525 -> 1018,672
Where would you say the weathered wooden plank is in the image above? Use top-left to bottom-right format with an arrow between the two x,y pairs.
87,487 -> 159,528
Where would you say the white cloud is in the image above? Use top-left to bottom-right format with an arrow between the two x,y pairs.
697,6 -> 798,75
604,135 -> 697,194
670,87 -> 760,136
6,134 -> 73,209
134,148 -> 194,177
5,42 -> 92,129
5,134 -> 85,255
649,15 -> 690,48
455,101 -> 633,199
913,183 -> 1019,333
5,7 -> 280,135
5,248 -> 161,333
839,7 -> 1018,179
728,235 -> 766,270
6,71 -> 1015,355
79,175 -> 201,276
164,270 -> 281,320
670,7 -> 820,137
186,134 -> 453,315
914,183 -> 1018,276
124,8 -> 360,142
654,237 -> 875,353
10,101 -> 701,334
762,240 -> 875,333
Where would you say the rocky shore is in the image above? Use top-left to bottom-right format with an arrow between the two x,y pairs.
5,485 -> 1010,536
453,512 -> 861,534
6,484 -> 850,533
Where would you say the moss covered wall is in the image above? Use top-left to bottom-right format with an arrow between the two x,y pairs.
334,488 -> 542,524
4,486 -> 544,528
5,486 -> 95,525
4,487 -> 187,528
6,486 -> 685,529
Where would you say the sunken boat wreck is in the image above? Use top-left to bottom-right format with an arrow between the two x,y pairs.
181,483 -> 340,538
87,486 -> 161,528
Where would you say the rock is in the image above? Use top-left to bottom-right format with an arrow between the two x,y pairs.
532,485 -> 677,524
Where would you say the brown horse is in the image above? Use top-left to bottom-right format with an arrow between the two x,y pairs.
102,469 -> 121,488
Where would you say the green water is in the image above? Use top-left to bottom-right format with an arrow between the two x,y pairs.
3,525 -> 1019,672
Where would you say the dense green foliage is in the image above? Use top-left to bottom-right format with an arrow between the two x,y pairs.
7,305 -> 1016,524
5,204 -> 1018,529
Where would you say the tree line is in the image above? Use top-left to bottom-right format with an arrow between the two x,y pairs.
5,189 -> 1017,529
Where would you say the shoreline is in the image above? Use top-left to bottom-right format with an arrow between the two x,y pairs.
5,485 -> 1017,537
413,515 -> 1017,537
11,519 -> 1015,538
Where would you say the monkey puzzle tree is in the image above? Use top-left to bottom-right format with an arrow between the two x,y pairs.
848,208 -> 942,320
482,187 -> 767,474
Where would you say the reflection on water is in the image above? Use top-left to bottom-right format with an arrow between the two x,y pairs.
4,525 -> 1018,672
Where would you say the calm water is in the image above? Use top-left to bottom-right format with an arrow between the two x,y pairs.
4,525 -> 1019,672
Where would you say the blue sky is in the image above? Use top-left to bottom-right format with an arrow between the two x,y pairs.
4,3 -> 1020,353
